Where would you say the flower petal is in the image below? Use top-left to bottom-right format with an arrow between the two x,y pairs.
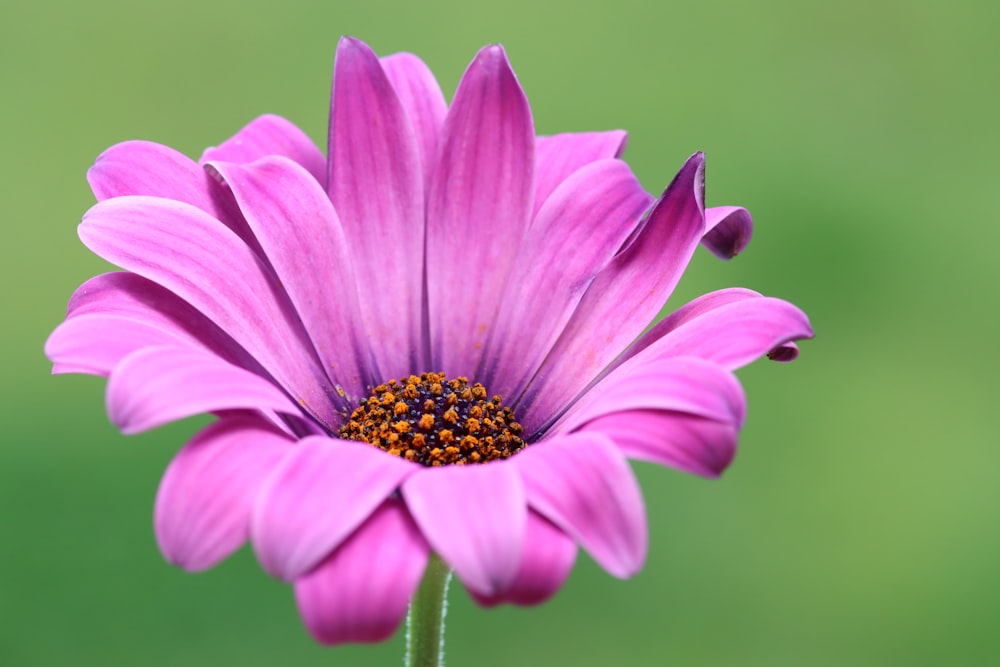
86,140 -> 254,249
154,415 -> 293,571
580,410 -> 739,478
518,153 -> 706,433
617,288 -> 765,362
380,51 -> 447,188
79,196 -> 341,425
533,130 -> 628,218
769,341 -> 800,362
209,157 -> 374,402
513,433 -> 646,578
426,44 -> 535,377
327,36 -> 426,379
554,356 -> 747,435
471,511 -> 576,607
64,273 -> 244,351
47,315 -> 194,377
294,500 -> 429,645
47,272 -> 260,376
252,437 -> 418,580
479,159 -> 652,401
702,206 -> 752,259
403,461 -> 526,596
622,295 -> 814,372
106,346 -> 300,434
201,114 -> 326,186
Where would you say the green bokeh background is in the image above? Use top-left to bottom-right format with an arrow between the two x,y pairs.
2,0 -> 997,665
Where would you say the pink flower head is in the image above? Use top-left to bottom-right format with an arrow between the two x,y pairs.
46,37 -> 812,645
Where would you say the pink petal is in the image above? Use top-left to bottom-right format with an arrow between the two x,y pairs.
327,36 -> 426,379
625,295 -> 814,372
769,341 -> 800,362
617,288 -> 764,362
86,140 -> 254,249
403,461 -> 526,597
106,346 -> 300,434
554,356 -> 747,435
533,130 -> 628,218
380,51 -> 447,189
426,44 -> 535,377
703,206 -> 753,259
581,410 -> 739,478
47,315 -> 190,377
47,272 -> 260,376
252,437 -> 418,580
295,500 -> 430,645
154,415 -> 293,570
201,114 -> 326,186
471,511 -> 576,607
513,433 -> 647,578
208,157 -> 374,402
63,273 -> 253,365
478,159 -> 652,402
517,153 -> 706,434
79,196 -> 341,426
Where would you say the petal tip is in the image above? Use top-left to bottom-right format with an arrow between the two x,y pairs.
767,341 -> 801,362
472,43 -> 513,72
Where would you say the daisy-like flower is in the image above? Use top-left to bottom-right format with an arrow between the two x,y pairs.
46,37 -> 812,647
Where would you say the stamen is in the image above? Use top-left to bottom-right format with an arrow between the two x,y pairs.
338,372 -> 525,466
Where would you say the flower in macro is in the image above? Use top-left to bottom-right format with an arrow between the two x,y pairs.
46,37 -> 812,645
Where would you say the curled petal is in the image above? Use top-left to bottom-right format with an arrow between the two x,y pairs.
106,346 -> 300,434
480,159 -> 652,401
295,500 -> 430,645
426,44 -> 535,376
703,206 -> 753,259
514,433 -> 646,578
201,114 -> 326,186
154,415 -> 293,570
518,153 -> 706,433
471,511 -> 576,607
252,437 -> 418,580
533,130 -> 628,217
768,341 -> 800,362
403,461 -> 526,597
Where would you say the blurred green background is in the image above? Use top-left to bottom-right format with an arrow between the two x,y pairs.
2,0 -> 997,664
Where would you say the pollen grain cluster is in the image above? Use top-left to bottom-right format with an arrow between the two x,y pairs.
338,372 -> 526,466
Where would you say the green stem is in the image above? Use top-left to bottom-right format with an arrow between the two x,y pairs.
405,554 -> 451,667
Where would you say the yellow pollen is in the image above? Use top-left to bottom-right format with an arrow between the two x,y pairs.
337,372 -> 526,466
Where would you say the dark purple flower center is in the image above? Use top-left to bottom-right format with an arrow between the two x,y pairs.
338,372 -> 526,466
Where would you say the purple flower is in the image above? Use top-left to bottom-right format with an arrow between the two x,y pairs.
46,37 -> 812,645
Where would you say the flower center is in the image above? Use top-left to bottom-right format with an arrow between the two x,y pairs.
338,372 -> 526,466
